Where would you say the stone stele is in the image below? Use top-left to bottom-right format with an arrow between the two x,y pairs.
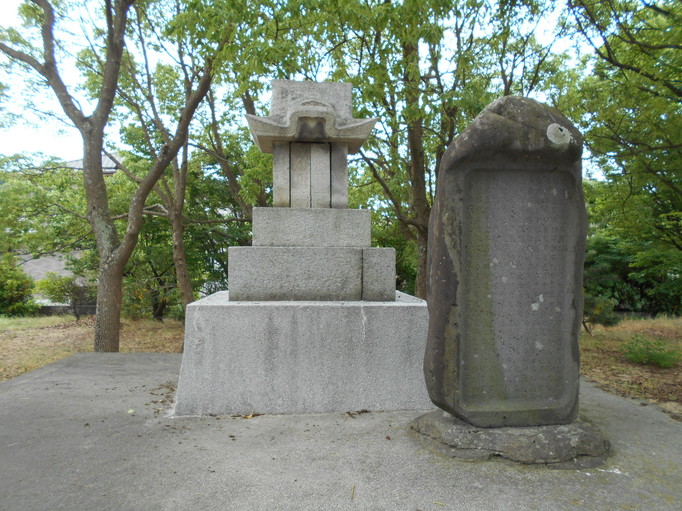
423,96 -> 588,428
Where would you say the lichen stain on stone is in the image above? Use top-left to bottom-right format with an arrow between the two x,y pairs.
546,123 -> 573,147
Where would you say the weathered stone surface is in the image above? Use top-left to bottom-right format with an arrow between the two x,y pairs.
246,80 -> 377,210
228,246 -> 363,301
362,248 -> 396,301
174,291 -> 430,415
410,410 -> 610,466
252,207 -> 371,247
290,143 -> 314,208
424,96 -> 587,427
310,143 -> 332,208
176,80 -> 418,418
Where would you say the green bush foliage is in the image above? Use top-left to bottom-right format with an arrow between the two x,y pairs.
0,254 -> 39,317
620,336 -> 682,368
36,272 -> 95,320
583,294 -> 622,330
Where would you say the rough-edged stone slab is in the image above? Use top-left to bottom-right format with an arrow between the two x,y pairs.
228,246 -> 363,301
362,248 -> 396,301
425,96 -> 587,427
174,291 -> 430,415
252,207 -> 371,247
410,410 -> 610,467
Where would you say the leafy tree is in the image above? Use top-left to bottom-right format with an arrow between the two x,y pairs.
583,180 -> 681,316
310,0 -> 573,296
568,1 -> 681,259
103,0 -> 312,314
0,156 -> 92,257
0,0 -> 224,351
119,216 -> 178,321
101,5 -> 200,313
0,254 -> 39,316
566,1 -> 681,317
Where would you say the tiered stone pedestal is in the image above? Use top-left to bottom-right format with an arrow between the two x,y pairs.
174,207 -> 430,415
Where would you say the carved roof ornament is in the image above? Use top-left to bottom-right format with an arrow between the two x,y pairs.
246,80 -> 378,154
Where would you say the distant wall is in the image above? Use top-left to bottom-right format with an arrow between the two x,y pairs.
40,304 -> 97,317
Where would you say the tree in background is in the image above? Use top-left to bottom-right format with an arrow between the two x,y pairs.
569,1 -> 681,316
0,0 -> 224,351
583,178 -> 681,319
1,0 -> 679,326
315,0 -> 571,296
0,155 -> 93,258
0,254 -> 39,317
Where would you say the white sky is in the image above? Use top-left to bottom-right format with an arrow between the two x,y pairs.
0,0 -> 83,161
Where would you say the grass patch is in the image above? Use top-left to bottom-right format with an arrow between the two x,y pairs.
580,316 -> 681,413
620,336 -> 681,368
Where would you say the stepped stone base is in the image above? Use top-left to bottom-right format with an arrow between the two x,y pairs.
174,291 -> 431,415
228,246 -> 395,301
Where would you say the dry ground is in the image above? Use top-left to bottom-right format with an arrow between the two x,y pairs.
0,315 -> 183,382
580,316 -> 681,418
1,315 -> 680,418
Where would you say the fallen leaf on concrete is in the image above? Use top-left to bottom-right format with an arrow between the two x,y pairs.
346,409 -> 370,418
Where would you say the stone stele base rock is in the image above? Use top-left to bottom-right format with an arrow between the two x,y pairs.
410,410 -> 610,468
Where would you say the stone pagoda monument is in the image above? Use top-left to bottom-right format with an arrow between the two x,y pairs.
174,80 -> 430,416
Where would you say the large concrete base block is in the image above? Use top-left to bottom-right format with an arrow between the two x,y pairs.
174,291 -> 431,416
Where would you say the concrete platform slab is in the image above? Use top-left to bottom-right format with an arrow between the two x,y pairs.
1,354 -> 681,510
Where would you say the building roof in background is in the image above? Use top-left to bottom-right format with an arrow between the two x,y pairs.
64,153 -> 120,175
18,254 -> 72,282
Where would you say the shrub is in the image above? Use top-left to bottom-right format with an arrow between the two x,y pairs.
0,254 -> 39,316
620,336 -> 682,368
36,272 -> 96,320
583,293 -> 622,332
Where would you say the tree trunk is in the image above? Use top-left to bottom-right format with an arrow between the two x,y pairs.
70,297 -> 81,321
414,235 -> 428,299
403,40 -> 431,299
93,260 -> 124,352
171,211 -> 194,313
82,134 -> 126,352
150,286 -> 166,321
